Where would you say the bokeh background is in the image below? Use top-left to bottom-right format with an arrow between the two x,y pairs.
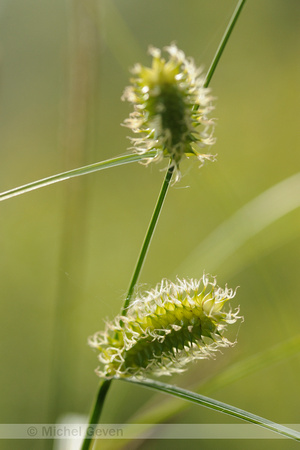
0,0 -> 299,449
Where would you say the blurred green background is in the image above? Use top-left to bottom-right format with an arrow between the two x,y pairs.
0,0 -> 299,449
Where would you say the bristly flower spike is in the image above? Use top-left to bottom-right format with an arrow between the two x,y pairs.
89,274 -> 241,379
122,44 -> 216,183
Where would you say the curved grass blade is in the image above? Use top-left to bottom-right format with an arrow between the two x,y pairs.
131,334 -> 300,424
0,150 -> 157,203
121,377 -> 300,441
176,171 -> 300,276
105,336 -> 300,448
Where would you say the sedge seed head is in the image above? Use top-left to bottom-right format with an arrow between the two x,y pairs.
122,44 -> 216,183
89,274 -> 241,379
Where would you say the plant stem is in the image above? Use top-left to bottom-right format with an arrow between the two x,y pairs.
0,151 -> 157,202
81,380 -> 111,450
204,0 -> 246,88
81,164 -> 174,450
81,1 -> 248,447
120,164 -> 174,316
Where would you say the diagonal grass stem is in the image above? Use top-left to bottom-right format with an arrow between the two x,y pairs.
0,151 -> 157,202
81,164 -> 174,450
120,164 -> 174,316
81,1 -> 247,447
204,0 -> 246,88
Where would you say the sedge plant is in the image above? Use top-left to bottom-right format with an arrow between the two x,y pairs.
1,0 -> 299,448
79,1 -> 299,448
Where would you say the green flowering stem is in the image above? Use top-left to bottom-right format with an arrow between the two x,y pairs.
120,164 -> 174,316
81,379 -> 111,450
204,0 -> 247,88
81,164 -> 174,450
82,1 -> 248,447
121,378 -> 300,441
0,150 -> 157,202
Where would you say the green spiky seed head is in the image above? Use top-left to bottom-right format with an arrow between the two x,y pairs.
89,274 -> 241,379
122,44 -> 216,183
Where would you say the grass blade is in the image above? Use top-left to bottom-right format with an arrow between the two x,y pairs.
129,335 -> 300,425
0,150 -> 157,202
100,333 -> 300,449
176,172 -> 300,276
121,377 -> 300,441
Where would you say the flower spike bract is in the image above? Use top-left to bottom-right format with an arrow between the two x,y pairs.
89,274 -> 241,379
122,44 -> 216,182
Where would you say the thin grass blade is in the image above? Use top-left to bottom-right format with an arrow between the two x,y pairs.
0,150 -> 157,202
121,377 -> 300,441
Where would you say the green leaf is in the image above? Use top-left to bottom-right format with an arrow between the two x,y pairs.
121,377 -> 300,441
127,334 -> 300,426
0,150 -> 157,202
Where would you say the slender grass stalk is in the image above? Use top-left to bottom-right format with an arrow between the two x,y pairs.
120,165 -> 174,316
81,2 -> 247,448
0,151 -> 157,202
204,0 -> 246,88
81,164 -> 174,450
121,378 -> 300,441
82,379 -> 111,450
